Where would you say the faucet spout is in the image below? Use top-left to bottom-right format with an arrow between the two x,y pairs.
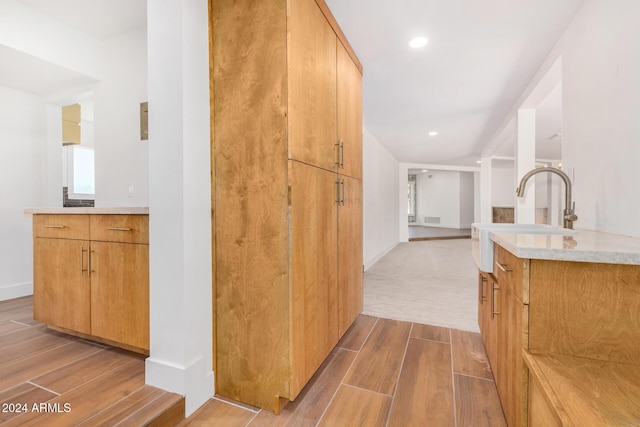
516,167 -> 578,229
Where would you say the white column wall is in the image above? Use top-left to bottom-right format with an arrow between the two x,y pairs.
515,109 -> 536,223
146,0 -> 213,416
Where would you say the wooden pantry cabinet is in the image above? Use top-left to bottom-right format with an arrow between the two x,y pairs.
211,0 -> 363,412
32,213 -> 149,353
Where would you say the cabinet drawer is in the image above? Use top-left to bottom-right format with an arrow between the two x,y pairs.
33,214 -> 90,239
90,215 -> 149,244
494,244 -> 528,302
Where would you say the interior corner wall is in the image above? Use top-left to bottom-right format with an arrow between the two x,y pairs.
93,26 -> 148,207
0,86 -> 47,300
363,127 -> 399,270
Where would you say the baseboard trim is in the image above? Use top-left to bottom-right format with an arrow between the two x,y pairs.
0,282 -> 33,301
364,241 -> 399,271
146,354 -> 214,417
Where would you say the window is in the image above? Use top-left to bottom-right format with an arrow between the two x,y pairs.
66,146 -> 95,199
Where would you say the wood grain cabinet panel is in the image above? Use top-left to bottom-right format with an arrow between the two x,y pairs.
33,238 -> 91,334
90,215 -> 149,244
290,161 -> 339,397
211,0 -> 363,412
337,41 -> 363,179
33,214 -> 89,240
89,241 -> 149,350
288,0 -> 337,171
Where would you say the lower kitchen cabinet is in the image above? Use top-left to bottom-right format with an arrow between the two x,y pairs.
478,245 -> 529,427
32,213 -> 149,353
33,238 -> 91,334
89,241 -> 149,350
338,175 -> 363,337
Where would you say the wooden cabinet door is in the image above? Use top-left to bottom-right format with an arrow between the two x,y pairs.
337,42 -> 362,180
484,275 -> 499,377
33,238 -> 90,334
478,273 -> 487,333
89,241 -> 149,350
496,284 -> 527,427
338,175 -> 363,337
289,161 -> 338,398
288,0 -> 337,171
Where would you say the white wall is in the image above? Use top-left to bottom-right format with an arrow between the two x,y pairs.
94,27 -> 148,206
415,170 -> 474,229
415,171 -> 460,228
363,127 -> 399,270
0,86 -> 46,299
485,0 -> 640,236
559,0 -> 640,236
492,167 -> 515,207
0,1 -> 100,79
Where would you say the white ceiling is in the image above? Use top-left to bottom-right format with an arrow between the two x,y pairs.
19,0 -> 146,40
325,0 -> 584,166
2,1 -> 146,98
9,0 -> 578,164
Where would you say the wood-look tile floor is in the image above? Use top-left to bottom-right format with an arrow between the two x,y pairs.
182,315 -> 507,427
0,296 -> 183,426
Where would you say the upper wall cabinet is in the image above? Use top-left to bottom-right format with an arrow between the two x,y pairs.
287,0 -> 337,171
337,41 -> 363,180
62,103 -> 81,145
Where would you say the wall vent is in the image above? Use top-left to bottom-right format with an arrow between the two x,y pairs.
425,216 -> 441,224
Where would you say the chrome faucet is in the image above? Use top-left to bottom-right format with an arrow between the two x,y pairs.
516,167 -> 578,229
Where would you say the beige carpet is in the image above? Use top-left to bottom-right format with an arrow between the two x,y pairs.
363,239 -> 479,332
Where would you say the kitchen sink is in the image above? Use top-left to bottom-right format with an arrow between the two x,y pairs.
471,223 -> 578,272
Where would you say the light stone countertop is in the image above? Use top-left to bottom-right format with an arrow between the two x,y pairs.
491,228 -> 640,265
24,207 -> 149,215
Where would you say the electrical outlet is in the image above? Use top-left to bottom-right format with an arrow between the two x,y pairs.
128,184 -> 135,197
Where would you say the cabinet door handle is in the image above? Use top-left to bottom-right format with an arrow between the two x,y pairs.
89,250 -> 95,276
335,142 -> 341,167
80,246 -> 84,275
335,180 -> 341,205
107,227 -> 132,231
496,262 -> 512,273
491,282 -> 500,318
480,276 -> 487,302
45,225 -> 66,228
340,142 -> 345,169
341,179 -> 345,206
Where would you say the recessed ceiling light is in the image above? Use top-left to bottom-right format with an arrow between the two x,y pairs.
421,169 -> 428,173
409,36 -> 428,48
428,131 -> 438,136
476,160 -> 482,164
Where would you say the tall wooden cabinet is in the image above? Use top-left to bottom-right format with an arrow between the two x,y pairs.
211,0 -> 363,412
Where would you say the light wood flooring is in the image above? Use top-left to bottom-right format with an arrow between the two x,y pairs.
182,315 -> 506,426
0,296 -> 184,426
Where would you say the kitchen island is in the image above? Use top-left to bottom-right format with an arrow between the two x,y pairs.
25,207 -> 149,354
477,227 -> 640,426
